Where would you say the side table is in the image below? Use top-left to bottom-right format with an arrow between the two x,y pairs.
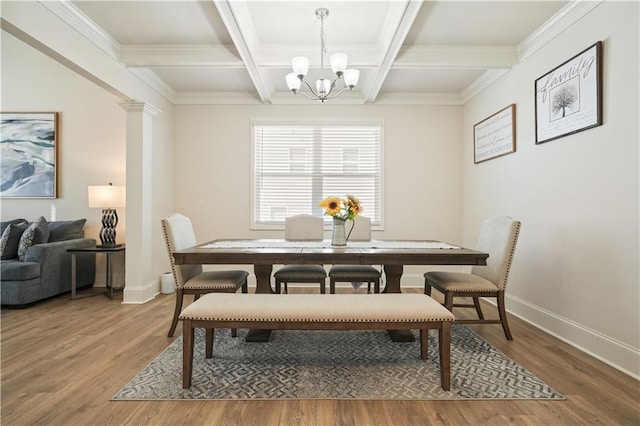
68,245 -> 126,300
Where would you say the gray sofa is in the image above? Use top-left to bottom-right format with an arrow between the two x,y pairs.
1,218 -> 96,307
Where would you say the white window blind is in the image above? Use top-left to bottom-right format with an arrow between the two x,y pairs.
252,123 -> 383,228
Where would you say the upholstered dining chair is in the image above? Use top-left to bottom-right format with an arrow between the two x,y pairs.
328,215 -> 382,294
274,214 -> 327,294
161,213 -> 249,337
424,216 -> 521,340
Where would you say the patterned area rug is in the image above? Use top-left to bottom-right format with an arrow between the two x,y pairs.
113,325 -> 564,400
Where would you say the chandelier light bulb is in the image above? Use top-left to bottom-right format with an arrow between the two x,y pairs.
344,69 -> 360,89
286,73 -> 301,93
316,78 -> 331,96
291,56 -> 309,78
330,53 -> 348,76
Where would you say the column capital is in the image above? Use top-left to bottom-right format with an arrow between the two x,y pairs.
119,100 -> 162,116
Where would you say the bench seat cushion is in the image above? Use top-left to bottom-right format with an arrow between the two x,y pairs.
180,293 -> 454,323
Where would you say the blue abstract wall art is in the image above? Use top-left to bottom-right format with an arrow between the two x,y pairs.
1,112 -> 57,198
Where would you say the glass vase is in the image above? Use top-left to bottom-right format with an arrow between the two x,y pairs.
331,217 -> 347,246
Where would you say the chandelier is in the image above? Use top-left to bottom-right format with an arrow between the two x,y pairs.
285,8 -> 360,103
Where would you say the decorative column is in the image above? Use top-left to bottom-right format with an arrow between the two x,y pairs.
119,101 -> 161,304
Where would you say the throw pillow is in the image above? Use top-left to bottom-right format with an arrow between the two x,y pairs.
0,222 -> 28,260
48,219 -> 86,242
17,217 -> 49,261
1,218 -> 28,235
0,226 -> 8,252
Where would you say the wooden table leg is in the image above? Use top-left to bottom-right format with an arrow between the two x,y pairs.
382,264 -> 402,293
383,264 -> 415,342
253,264 -> 274,294
246,264 -> 273,342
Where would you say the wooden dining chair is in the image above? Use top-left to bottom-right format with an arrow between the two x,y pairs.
161,213 -> 249,337
328,215 -> 382,293
424,216 -> 521,340
274,214 -> 327,294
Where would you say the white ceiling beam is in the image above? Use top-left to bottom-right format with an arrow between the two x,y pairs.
394,45 -> 518,69
120,45 -> 244,68
364,0 -> 423,104
213,0 -> 272,103
119,43 -> 517,71
254,46 -> 381,69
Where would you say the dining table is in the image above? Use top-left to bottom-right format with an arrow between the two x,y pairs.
172,239 -> 489,342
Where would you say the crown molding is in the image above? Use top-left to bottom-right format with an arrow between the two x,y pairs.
38,0 -> 120,61
129,68 -> 175,103
462,0 -> 603,103
460,69 -> 510,104
517,0 -> 604,62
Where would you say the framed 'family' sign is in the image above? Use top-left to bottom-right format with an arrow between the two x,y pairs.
535,41 -> 603,144
474,104 -> 516,164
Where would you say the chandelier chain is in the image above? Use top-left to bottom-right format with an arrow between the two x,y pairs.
320,13 -> 326,72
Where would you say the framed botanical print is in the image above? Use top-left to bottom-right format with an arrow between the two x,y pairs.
0,112 -> 58,198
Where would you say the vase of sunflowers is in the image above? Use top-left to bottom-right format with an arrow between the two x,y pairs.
318,194 -> 362,246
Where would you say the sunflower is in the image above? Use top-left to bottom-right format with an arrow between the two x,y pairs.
319,196 -> 342,216
346,194 -> 362,215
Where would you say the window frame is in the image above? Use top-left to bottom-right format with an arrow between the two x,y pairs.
250,119 -> 385,231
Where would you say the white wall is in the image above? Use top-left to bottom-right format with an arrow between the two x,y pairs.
462,1 -> 639,377
173,104 -> 464,284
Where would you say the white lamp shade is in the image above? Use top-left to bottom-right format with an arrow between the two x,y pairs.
316,78 -> 331,96
88,185 -> 126,208
344,68 -> 360,88
291,56 -> 309,77
286,73 -> 301,92
330,53 -> 348,75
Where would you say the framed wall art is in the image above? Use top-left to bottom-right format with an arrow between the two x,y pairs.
0,112 -> 58,198
535,41 -> 602,144
474,104 -> 516,164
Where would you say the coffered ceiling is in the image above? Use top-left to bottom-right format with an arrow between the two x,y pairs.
64,0 -> 570,105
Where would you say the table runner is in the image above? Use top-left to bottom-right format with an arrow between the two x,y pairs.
202,239 -> 460,250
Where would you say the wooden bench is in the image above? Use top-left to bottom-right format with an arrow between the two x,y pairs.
179,293 -> 455,390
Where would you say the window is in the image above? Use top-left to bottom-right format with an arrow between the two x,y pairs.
252,122 -> 383,229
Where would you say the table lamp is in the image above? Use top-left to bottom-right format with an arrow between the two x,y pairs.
88,183 -> 126,247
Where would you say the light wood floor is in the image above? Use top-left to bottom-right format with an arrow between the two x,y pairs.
1,286 -> 638,425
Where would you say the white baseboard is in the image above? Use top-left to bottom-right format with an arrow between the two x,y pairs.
402,272 -> 639,379
503,294 -> 639,380
122,279 -> 159,304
